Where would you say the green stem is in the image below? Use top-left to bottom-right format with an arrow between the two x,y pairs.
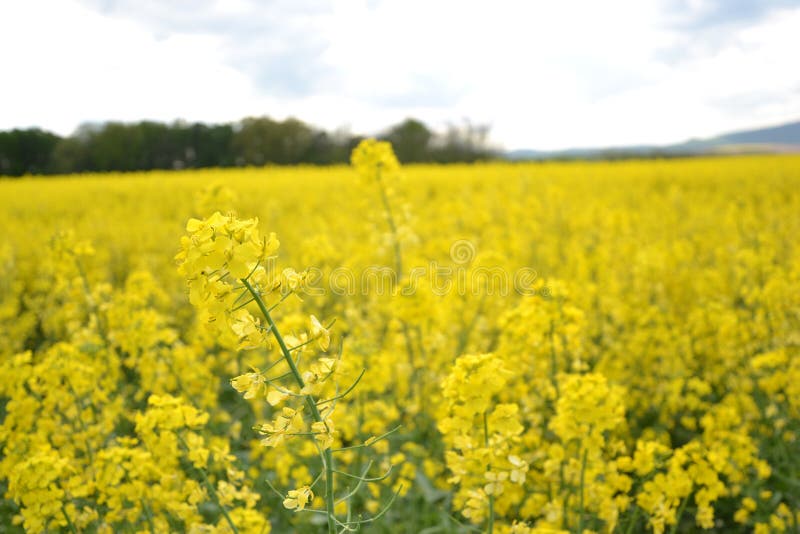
401,321 -> 417,415
375,166 -> 403,275
176,435 -> 239,534
64,383 -> 96,464
375,166 -> 421,428
198,467 -> 239,534
669,493 -> 691,534
316,369 -> 366,406
335,461 -> 373,504
241,278 -> 336,534
624,505 -> 640,534
456,293 -> 486,357
141,499 -> 156,534
483,411 -> 494,534
577,447 -> 587,534
61,505 -> 78,534
73,254 -> 109,342
548,321 -> 559,397
230,296 -> 256,311
331,425 -> 402,452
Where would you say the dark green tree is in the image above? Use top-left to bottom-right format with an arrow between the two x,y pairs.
0,129 -> 60,176
232,117 -> 316,165
382,118 -> 433,163
0,116 -> 495,176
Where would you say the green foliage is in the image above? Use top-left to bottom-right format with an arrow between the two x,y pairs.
0,128 -> 60,176
0,117 -> 496,177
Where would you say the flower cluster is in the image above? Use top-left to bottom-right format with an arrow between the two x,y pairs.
350,138 -> 400,180
176,211 -> 282,350
177,210 -> 398,533
439,353 -> 526,526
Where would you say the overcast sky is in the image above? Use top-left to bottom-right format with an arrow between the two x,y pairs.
1,0 -> 799,150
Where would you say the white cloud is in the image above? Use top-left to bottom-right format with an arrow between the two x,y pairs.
1,0 -> 799,149
0,0 -> 260,134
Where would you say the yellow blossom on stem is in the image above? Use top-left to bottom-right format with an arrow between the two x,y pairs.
283,486 -> 314,511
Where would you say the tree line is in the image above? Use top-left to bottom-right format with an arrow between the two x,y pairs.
0,117 -> 495,177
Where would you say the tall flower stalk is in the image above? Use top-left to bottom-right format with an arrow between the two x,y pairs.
176,210 -> 398,533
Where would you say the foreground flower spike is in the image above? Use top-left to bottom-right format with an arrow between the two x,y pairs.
178,210 -> 399,534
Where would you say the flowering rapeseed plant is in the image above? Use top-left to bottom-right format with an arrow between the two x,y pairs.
176,208 -> 399,533
1,153 -> 799,532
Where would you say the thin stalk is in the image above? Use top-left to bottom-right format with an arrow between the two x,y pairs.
446,512 -> 484,532
624,505 -> 640,534
64,383 -> 96,464
231,286 -> 252,306
669,493 -> 691,534
197,460 -> 240,534
345,484 -> 353,529
331,425 -> 402,452
141,499 -> 156,534
338,486 -> 402,526
241,278 -> 336,534
456,293 -> 486,357
484,411 -> 494,534
317,369 -> 366,406
73,254 -> 109,343
287,337 -> 317,352
264,478 -> 286,501
267,291 -> 292,312
375,165 -> 421,429
230,296 -> 257,312
577,447 -> 588,534
335,461 -> 373,504
334,463 -> 393,483
62,505 -> 78,534
309,469 -> 326,490
177,435 -> 239,534
548,321 -> 559,397
375,166 -> 403,275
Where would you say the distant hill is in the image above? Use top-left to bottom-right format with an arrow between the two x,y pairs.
507,119 -> 800,160
715,121 -> 800,145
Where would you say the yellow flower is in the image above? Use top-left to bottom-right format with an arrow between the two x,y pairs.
350,138 -> 400,180
312,419 -> 336,450
484,470 -> 507,495
508,455 -> 528,484
229,310 -> 265,350
230,370 -> 264,400
258,407 -> 305,448
266,386 -> 289,406
281,268 -> 306,291
310,315 -> 330,351
283,485 -> 314,511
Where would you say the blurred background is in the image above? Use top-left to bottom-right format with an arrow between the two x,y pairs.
1,0 -> 799,176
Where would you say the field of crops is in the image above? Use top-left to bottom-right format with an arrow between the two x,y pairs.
1,145 -> 799,533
